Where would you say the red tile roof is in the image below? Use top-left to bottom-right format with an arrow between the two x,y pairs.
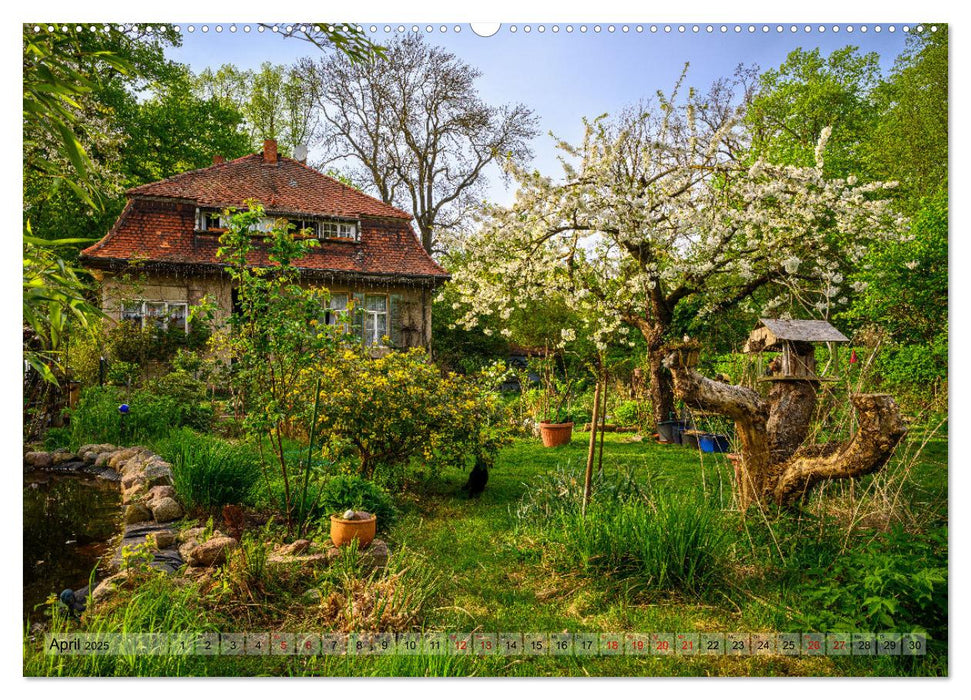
81,150 -> 449,282
127,152 -> 414,220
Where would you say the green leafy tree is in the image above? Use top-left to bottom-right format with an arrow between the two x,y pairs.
866,26 -> 948,212
746,46 -> 881,179
215,202 -> 342,538
841,192 -> 947,346
195,62 -> 318,156
118,67 -> 252,184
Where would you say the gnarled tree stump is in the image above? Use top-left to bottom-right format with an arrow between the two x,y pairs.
663,344 -> 907,509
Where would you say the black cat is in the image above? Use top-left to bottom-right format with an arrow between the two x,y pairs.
462,457 -> 489,497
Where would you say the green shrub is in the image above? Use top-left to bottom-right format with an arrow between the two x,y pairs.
42,426 -> 72,451
875,337 -> 947,391
792,525 -> 947,637
516,467 -> 724,593
316,474 -> 396,528
149,370 -> 213,431
154,429 -> 261,509
612,400 -> 640,427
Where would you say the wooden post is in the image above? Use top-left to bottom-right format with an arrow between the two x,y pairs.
597,371 -> 608,476
583,379 -> 601,517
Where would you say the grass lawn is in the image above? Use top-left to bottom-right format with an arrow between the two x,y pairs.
25,431 -> 947,677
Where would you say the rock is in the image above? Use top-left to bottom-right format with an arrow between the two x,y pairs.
94,452 -> 113,468
146,485 -> 176,503
124,504 -> 153,524
188,536 -> 237,567
267,539 -> 390,572
142,463 -> 173,488
179,527 -> 207,543
24,452 -> 52,468
51,451 -> 78,465
120,460 -> 145,478
122,482 -> 146,504
121,472 -> 144,490
151,497 -> 183,523
277,539 -> 311,557
326,539 -> 389,570
108,447 -> 145,471
91,572 -> 128,603
77,444 -> 102,461
178,540 -> 199,561
154,531 -> 177,549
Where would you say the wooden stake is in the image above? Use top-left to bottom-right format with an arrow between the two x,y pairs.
583,379 -> 601,517
597,371 -> 608,476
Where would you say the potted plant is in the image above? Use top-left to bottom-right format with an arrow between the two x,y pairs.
329,509 -> 377,548
538,378 -> 575,448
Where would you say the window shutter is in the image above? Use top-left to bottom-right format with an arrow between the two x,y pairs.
389,294 -> 403,349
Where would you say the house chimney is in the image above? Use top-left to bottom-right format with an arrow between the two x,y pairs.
212,155 -> 225,165
263,139 -> 278,164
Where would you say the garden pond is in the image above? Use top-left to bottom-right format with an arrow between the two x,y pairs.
23,472 -> 120,623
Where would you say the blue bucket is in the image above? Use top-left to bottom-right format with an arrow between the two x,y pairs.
699,433 -> 730,453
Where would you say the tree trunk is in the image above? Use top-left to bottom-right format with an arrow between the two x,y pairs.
766,381 -> 819,463
663,344 -> 906,510
646,342 -> 675,429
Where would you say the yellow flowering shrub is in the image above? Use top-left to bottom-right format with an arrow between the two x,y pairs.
307,348 -> 510,479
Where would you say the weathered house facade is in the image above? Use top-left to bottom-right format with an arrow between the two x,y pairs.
80,140 -> 449,352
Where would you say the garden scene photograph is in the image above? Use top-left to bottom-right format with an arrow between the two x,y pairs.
20,15 -> 948,679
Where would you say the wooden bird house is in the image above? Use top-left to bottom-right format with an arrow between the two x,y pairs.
744,318 -> 849,382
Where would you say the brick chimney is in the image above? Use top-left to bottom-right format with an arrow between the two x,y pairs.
263,139 -> 278,164
212,155 -> 225,165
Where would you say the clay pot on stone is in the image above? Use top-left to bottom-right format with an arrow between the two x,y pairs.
330,511 -> 377,548
539,421 -> 574,448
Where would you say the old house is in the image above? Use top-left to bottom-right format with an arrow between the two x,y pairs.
80,140 -> 449,352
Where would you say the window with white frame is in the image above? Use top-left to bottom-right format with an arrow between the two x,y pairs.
196,210 -> 227,231
318,220 -> 359,241
120,300 -> 189,333
323,293 -> 349,329
363,294 -> 388,347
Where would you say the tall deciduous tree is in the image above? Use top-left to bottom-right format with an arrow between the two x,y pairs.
866,26 -> 948,211
304,33 -> 538,253
746,46 -> 881,179
451,77 -> 904,427
195,62 -> 319,157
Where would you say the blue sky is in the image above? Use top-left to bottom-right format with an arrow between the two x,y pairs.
169,23 -> 915,205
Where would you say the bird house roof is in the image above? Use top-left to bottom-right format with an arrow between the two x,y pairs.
744,318 -> 849,352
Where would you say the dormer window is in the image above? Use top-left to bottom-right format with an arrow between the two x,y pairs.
318,220 -> 359,241
196,209 -> 227,232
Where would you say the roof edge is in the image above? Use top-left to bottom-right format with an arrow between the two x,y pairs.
79,255 -> 451,285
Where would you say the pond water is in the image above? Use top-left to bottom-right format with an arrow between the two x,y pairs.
23,472 -> 120,623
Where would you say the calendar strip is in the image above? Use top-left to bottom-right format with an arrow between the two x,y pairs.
43,632 -> 927,657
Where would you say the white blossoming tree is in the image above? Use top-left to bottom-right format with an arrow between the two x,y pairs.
451,80 -> 904,427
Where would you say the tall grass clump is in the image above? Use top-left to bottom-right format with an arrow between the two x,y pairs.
155,428 -> 260,509
68,386 -> 184,448
516,466 -> 727,594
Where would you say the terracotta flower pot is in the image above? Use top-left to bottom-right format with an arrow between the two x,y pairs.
539,421 -> 574,447
329,512 -> 377,548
